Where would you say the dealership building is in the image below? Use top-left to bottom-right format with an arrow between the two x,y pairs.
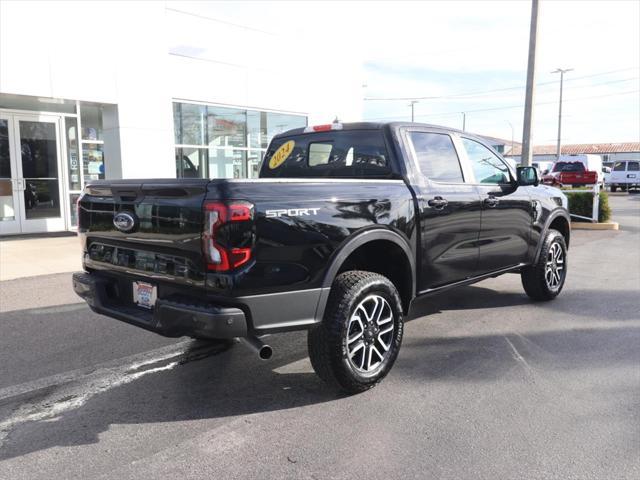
0,1 -> 363,235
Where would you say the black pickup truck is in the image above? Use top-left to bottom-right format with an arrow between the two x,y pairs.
73,122 -> 570,393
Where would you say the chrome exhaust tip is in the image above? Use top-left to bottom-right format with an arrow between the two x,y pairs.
240,336 -> 273,360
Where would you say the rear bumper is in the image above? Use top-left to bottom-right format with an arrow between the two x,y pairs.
72,272 -> 248,339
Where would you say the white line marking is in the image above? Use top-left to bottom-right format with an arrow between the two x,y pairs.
0,342 -> 190,401
0,361 -> 179,447
504,336 -> 534,375
0,342 -> 195,447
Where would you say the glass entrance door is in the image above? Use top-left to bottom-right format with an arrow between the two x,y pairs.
0,114 -> 65,234
0,114 -> 21,235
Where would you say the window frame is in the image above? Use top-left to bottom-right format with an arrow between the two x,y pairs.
402,127 -> 470,185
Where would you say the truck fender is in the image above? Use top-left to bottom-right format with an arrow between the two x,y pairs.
533,209 -> 571,264
314,229 -> 416,322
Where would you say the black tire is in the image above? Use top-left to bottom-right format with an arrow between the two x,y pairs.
521,229 -> 567,301
308,270 -> 404,394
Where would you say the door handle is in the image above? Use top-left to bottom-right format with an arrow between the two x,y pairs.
484,196 -> 499,208
427,197 -> 448,209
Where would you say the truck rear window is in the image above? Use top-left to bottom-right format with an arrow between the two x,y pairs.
260,130 -> 392,178
553,162 -> 584,172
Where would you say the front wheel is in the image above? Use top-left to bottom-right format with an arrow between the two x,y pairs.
308,271 -> 404,394
521,229 -> 568,301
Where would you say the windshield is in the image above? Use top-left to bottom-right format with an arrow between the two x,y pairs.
260,130 -> 393,178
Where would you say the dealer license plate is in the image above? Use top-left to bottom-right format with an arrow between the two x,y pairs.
133,281 -> 157,309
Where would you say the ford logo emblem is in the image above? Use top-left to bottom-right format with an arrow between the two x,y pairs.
113,211 -> 137,233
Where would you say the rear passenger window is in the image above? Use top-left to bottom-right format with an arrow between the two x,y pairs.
462,138 -> 511,184
627,161 -> 639,171
408,132 -> 464,183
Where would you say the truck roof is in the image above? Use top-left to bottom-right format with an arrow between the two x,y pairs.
273,121 -> 471,139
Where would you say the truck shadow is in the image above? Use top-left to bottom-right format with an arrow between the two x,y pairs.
408,284 -> 640,321
1,286 -> 638,460
407,285 -> 531,319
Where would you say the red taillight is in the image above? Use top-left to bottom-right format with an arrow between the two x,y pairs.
229,203 -> 252,221
203,201 -> 254,271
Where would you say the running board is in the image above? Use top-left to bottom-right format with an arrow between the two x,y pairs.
417,263 -> 528,297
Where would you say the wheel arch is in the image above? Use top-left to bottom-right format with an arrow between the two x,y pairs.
534,209 -> 571,263
318,229 -> 416,316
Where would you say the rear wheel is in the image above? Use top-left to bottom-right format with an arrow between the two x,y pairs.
308,271 -> 403,394
521,229 -> 567,301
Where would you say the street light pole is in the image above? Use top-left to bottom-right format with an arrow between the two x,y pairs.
521,0 -> 540,167
409,100 -> 418,122
462,112 -> 466,131
552,68 -> 573,160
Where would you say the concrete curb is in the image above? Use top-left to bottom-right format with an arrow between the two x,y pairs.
571,222 -> 619,230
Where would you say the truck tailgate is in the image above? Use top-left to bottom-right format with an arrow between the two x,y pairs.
78,179 -> 210,285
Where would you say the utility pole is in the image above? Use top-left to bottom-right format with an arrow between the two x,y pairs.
552,68 -> 573,160
521,0 -> 540,167
462,112 -> 466,131
409,100 -> 418,122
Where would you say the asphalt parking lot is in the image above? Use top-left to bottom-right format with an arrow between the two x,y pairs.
0,194 -> 638,480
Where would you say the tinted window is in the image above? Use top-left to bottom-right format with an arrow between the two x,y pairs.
261,130 -> 391,178
553,162 -> 584,172
462,138 -> 510,184
627,161 -> 639,171
408,132 -> 463,182
613,161 -> 626,171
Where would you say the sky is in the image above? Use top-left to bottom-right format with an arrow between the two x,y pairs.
171,0 -> 639,145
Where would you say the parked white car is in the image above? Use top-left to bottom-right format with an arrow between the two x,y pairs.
608,160 -> 640,192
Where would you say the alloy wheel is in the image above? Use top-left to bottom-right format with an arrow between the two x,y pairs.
545,242 -> 565,290
346,295 -> 395,373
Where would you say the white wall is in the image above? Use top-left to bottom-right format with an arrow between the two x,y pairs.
0,1 -> 364,179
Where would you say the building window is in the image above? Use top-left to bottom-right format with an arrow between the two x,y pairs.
67,102 -> 107,227
173,102 -> 306,179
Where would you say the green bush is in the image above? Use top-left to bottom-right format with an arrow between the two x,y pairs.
566,190 -> 611,222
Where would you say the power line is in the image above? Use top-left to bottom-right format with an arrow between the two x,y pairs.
366,89 -> 640,121
363,67 -> 639,101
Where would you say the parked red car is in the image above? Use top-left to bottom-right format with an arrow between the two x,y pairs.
542,161 -> 598,187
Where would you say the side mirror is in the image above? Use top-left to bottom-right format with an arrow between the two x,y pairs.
517,166 -> 539,186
